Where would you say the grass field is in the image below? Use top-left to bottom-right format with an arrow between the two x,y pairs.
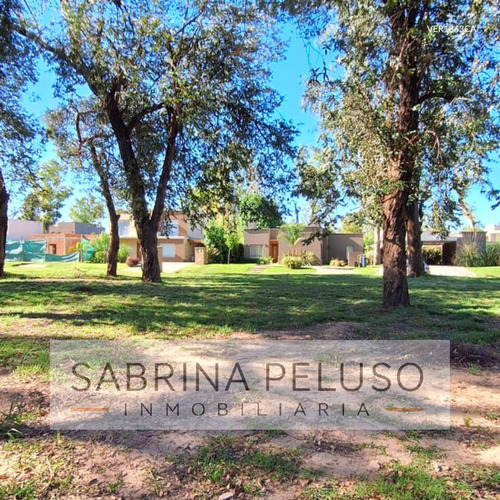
0,262 -> 498,378
0,262 -> 499,498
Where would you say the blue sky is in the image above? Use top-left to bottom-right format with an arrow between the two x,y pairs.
12,21 -> 499,229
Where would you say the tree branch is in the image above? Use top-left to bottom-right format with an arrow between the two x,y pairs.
126,103 -> 164,133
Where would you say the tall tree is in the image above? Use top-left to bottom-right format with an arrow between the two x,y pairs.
18,0 -> 295,283
20,160 -> 70,232
46,99 -> 125,277
69,195 -> 105,225
300,0 -> 498,305
239,193 -> 283,229
0,0 -> 39,276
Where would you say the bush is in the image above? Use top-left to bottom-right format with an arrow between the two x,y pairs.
257,256 -> 273,265
282,255 -> 303,269
93,250 -> 106,263
301,251 -> 321,266
329,258 -> 347,267
485,242 -> 500,266
422,245 -> 442,265
118,247 -> 129,263
126,256 -> 140,267
456,243 -> 485,267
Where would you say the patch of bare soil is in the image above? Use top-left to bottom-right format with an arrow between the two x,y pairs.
1,330 -> 499,498
232,321 -> 363,340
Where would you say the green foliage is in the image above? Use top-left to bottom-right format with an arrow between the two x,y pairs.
294,146 -> 340,227
301,251 -> 321,266
484,243 -> 500,267
279,223 -> 306,255
117,247 -> 129,264
282,255 -> 303,269
89,233 -> 110,263
204,220 -> 228,264
329,258 -> 347,267
20,160 -> 70,232
456,244 -> 485,267
422,246 -> 443,265
24,0 -> 296,282
341,213 -> 363,233
69,195 -> 105,224
204,215 -> 243,264
257,256 -> 273,265
239,193 -> 283,229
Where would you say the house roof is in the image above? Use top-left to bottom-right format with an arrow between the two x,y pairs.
421,230 -> 457,243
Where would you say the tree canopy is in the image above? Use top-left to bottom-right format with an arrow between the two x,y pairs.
17,0 -> 295,282
239,193 -> 283,229
69,195 -> 105,225
297,0 -> 499,305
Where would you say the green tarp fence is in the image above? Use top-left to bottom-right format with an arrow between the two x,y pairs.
5,240 -> 80,263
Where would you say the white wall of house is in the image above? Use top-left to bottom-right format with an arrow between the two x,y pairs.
6,219 -> 43,241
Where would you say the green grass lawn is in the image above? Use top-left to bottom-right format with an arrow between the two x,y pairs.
472,266 -> 500,278
0,262 -> 498,376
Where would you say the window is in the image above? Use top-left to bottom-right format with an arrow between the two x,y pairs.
162,220 -> 179,237
118,220 -> 131,237
162,244 -> 176,258
249,244 -> 263,259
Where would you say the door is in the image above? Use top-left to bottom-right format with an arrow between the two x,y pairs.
270,242 -> 279,263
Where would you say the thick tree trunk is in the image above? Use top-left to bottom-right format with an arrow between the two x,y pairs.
374,226 -> 382,265
382,189 -> 410,307
0,169 -> 8,278
104,92 -> 178,284
138,223 -> 161,283
406,199 -> 424,277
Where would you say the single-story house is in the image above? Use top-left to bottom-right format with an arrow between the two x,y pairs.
28,233 -> 97,255
118,211 -> 205,263
26,221 -> 105,255
243,226 -> 364,264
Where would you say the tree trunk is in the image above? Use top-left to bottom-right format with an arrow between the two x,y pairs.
406,199 -> 424,277
107,211 -> 120,277
90,144 -> 120,278
382,190 -> 410,307
374,226 -> 382,265
104,92 -> 179,284
0,169 -> 8,278
138,223 -> 161,283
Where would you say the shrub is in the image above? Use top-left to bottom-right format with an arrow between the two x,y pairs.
126,256 -> 140,267
282,255 -> 303,269
301,251 -> 321,266
329,258 -> 347,267
456,243 -> 485,267
117,246 -> 129,263
93,250 -> 106,263
422,245 -> 442,265
257,256 -> 273,265
485,243 -> 500,266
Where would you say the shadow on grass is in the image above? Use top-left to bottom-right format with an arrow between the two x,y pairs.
0,273 -> 498,341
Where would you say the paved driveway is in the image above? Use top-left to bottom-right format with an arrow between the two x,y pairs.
428,265 -> 476,277
376,265 -> 477,277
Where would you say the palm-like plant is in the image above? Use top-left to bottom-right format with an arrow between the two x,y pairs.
279,223 -> 306,256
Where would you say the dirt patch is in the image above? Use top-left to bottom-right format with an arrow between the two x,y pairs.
1,328 -> 499,498
231,321 -> 363,340
451,343 -> 500,368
